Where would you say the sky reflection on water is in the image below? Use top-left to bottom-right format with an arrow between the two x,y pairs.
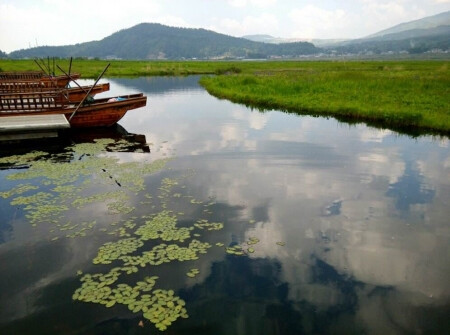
0,76 -> 449,334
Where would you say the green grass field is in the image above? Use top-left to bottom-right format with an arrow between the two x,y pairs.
0,59 -> 233,77
1,59 -> 449,134
199,61 -> 450,135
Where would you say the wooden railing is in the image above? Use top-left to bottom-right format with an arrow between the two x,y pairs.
0,81 -> 49,93
0,71 -> 44,80
0,92 -> 68,112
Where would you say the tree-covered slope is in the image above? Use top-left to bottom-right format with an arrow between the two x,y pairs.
9,23 -> 319,59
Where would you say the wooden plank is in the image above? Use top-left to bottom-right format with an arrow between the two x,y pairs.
0,114 -> 70,133
0,131 -> 59,141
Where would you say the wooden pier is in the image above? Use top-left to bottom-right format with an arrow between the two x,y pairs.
0,114 -> 70,141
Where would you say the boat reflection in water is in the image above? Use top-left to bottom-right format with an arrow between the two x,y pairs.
68,124 -> 150,153
0,123 -> 150,163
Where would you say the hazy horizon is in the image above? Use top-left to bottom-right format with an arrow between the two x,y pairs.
1,0 -> 449,53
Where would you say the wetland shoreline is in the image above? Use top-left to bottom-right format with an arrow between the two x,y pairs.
1,59 -> 448,135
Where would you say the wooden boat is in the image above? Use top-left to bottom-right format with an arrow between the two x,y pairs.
0,83 -> 110,103
40,73 -> 81,88
0,71 -> 44,80
0,93 -> 147,128
0,72 -> 81,88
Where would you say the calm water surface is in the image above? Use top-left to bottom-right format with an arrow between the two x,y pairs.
0,76 -> 449,334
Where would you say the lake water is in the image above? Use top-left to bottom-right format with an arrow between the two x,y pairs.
0,76 -> 449,334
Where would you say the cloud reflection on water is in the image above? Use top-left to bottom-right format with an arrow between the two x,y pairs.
1,77 -> 448,334
112,76 -> 450,332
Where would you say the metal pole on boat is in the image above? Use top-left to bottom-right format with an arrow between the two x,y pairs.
68,57 -> 73,76
57,64 -> 87,93
68,63 -> 110,122
38,58 -> 51,76
34,59 -> 47,74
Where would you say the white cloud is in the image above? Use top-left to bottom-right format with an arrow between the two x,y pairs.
289,5 -> 349,38
154,15 -> 190,28
228,0 -> 277,8
0,0 -> 162,52
359,0 -> 427,34
1,0 -> 448,51
215,13 -> 279,36
232,109 -> 269,130
228,0 -> 247,7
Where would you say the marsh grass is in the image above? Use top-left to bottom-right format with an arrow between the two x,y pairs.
0,59 -> 236,77
200,61 -> 450,134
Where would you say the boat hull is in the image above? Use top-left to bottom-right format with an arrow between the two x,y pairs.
0,94 -> 147,128
0,73 -> 81,88
67,101 -> 144,127
55,83 -> 111,103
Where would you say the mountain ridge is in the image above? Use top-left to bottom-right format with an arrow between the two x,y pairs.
366,10 -> 450,39
4,10 -> 450,59
8,23 -> 319,60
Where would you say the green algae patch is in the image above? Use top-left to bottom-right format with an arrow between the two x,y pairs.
0,184 -> 39,199
0,139 -> 171,226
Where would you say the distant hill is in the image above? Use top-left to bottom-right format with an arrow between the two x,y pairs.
242,34 -> 347,47
325,11 -> 450,54
366,10 -> 450,39
365,25 -> 450,42
242,34 -> 279,43
242,11 -> 449,55
242,34 -> 305,44
8,23 -> 319,60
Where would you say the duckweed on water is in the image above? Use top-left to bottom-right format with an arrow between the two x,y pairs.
247,237 -> 260,245
0,139 -> 171,225
135,211 -> 192,242
93,238 -> 144,264
1,139 -> 268,331
226,245 -> 245,256
186,268 -> 200,278
194,219 -> 223,231
0,184 -> 39,199
71,186 -> 217,331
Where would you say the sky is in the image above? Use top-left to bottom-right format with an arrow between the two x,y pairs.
1,0 -> 449,53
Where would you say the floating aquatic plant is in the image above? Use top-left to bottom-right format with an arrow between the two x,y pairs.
1,138 -> 268,332
186,268 -> 200,278
0,151 -> 48,166
0,184 -> 38,199
194,219 -> 223,231
226,245 -> 245,256
93,238 -> 144,265
247,237 -> 260,245
1,139 -> 170,229
135,211 -> 192,242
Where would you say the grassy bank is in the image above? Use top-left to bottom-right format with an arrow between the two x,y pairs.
1,59 -> 449,133
0,59 -> 236,77
200,61 -> 450,134
201,62 -> 450,133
